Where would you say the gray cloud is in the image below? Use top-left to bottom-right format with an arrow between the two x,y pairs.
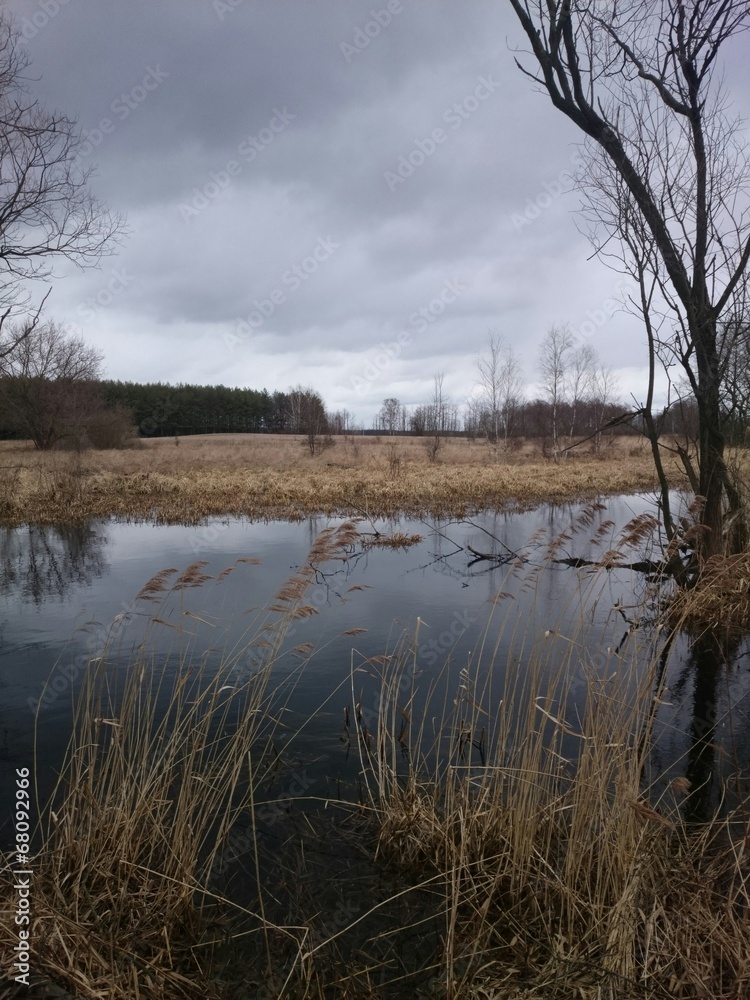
8,0 -> 748,421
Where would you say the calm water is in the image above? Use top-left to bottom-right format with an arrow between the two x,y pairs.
1,495 -> 749,845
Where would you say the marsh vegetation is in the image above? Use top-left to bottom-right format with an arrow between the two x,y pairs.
0,432 -> 688,526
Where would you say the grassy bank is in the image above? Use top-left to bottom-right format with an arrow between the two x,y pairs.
0,433 -> 687,525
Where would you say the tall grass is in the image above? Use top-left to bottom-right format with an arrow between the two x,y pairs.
1,512 -> 748,998
343,513 -> 750,998
0,523 -> 361,999
0,433 -> 684,525
356,653 -> 749,997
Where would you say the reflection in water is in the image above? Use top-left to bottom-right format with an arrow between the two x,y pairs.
0,503 -> 747,831
684,631 -> 742,822
0,523 -> 107,603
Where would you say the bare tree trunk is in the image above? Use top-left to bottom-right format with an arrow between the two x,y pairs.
508,0 -> 750,573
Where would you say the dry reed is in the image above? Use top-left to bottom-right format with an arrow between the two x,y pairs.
0,523 -> 365,999
0,435 -> 688,526
340,512 -> 750,998
2,509 -> 748,998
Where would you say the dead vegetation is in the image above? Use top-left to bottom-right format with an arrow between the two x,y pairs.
668,548 -> 750,638
0,524 -> 366,999
1,512 -> 748,998
0,433 -> 687,526
358,636 -> 750,999
345,519 -> 750,998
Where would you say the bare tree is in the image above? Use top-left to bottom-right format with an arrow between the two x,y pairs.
476,334 -> 503,453
509,0 -> 750,567
378,397 -> 401,435
327,408 -> 351,435
719,314 -> 750,437
287,385 -> 329,455
409,404 -> 427,436
0,9 -> 123,353
475,332 -> 525,458
426,372 -> 447,461
0,320 -> 103,449
499,346 -> 525,448
538,325 -> 575,460
567,342 -> 597,445
590,362 -> 621,452
464,391 -> 482,440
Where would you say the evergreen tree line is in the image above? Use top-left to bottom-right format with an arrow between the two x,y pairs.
98,381 -> 293,436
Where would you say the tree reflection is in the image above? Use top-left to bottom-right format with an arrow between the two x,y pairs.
683,629 -> 745,823
0,523 -> 107,603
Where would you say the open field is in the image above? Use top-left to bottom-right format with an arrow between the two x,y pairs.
0,433 -> 690,525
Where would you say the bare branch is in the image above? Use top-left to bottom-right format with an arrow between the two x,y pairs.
0,9 -> 125,325
509,0 -> 750,562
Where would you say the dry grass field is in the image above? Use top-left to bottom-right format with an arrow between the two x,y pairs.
0,432 -> 689,525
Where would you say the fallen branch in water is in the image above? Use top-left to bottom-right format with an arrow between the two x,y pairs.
467,544 -> 518,564
552,554 -> 668,575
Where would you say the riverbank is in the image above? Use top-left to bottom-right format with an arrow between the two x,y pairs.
0,433 -> 688,525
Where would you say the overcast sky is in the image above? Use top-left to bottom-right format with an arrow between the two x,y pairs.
8,0 -> 750,424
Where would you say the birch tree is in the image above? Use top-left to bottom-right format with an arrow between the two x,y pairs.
538,324 -> 575,460
475,332 -> 525,456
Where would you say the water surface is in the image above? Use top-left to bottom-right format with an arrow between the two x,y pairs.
1,495 -> 748,842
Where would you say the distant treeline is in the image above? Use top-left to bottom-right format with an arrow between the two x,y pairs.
99,381 -> 296,436
84,381 -> 727,443
4,374 -> 744,448
99,380 -> 638,441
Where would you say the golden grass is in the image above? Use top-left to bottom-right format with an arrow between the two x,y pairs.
0,434 -> 688,526
668,549 -> 750,637
666,462 -> 750,636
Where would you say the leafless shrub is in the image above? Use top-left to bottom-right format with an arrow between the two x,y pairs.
385,440 -> 401,479
82,406 -> 136,450
0,9 -> 122,349
0,322 -> 104,450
